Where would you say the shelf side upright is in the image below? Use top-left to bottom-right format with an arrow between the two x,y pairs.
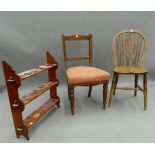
2,61 -> 29,140
46,51 -> 60,107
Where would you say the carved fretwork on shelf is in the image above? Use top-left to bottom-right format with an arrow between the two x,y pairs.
2,52 -> 60,140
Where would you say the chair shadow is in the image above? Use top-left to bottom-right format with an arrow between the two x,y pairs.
109,93 -> 143,111
63,94 -> 103,116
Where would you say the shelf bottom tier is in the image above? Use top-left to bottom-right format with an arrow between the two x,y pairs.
23,98 -> 59,129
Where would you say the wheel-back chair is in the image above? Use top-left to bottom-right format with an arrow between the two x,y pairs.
108,29 -> 148,110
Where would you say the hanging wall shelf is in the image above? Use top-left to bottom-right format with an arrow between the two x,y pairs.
2,51 -> 60,140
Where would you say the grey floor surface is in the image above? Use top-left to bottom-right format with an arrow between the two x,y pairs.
0,79 -> 155,143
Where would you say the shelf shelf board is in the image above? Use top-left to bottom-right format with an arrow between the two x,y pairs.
23,98 -> 59,129
20,81 -> 58,105
18,64 -> 57,80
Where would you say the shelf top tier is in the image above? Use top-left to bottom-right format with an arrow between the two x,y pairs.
18,63 -> 57,80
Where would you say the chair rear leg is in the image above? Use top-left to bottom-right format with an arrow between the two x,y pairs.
108,72 -> 117,108
134,74 -> 138,96
143,73 -> 147,111
88,86 -> 92,97
103,81 -> 109,109
69,87 -> 74,115
113,74 -> 119,95
68,86 -> 70,99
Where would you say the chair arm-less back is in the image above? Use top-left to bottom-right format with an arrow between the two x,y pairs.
61,34 -> 93,70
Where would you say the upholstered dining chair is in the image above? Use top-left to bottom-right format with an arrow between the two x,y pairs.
61,34 -> 110,115
108,29 -> 148,110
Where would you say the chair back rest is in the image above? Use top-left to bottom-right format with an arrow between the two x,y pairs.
61,34 -> 93,69
112,29 -> 147,68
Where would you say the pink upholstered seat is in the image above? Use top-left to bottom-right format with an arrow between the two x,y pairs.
66,66 -> 110,86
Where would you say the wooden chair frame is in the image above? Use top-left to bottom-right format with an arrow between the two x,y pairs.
108,29 -> 148,110
61,34 -> 109,115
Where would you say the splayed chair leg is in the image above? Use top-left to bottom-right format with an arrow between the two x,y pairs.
108,72 -> 117,108
113,74 -> 119,95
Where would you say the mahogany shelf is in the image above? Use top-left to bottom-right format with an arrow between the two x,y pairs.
20,81 -> 58,105
18,64 -> 57,80
2,51 -> 60,140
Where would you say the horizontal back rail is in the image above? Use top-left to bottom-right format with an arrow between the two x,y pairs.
62,34 -> 90,41
66,56 -> 90,61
